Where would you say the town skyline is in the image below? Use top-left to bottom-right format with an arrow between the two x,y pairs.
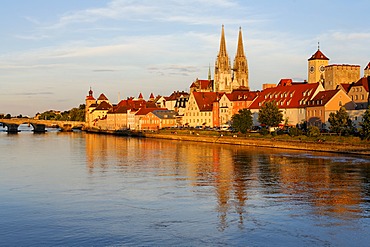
1,0 -> 369,116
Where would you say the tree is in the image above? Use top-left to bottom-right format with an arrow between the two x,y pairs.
360,106 -> 370,140
258,101 -> 283,127
231,109 -> 253,134
307,126 -> 320,137
328,107 -> 354,136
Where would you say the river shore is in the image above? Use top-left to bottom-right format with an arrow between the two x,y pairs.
85,128 -> 370,155
143,132 -> 370,155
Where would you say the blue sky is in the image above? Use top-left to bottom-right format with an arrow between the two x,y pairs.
0,0 -> 369,116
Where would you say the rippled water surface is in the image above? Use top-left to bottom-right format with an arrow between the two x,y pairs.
1,128 -> 370,246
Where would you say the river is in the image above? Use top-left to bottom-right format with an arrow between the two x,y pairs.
0,126 -> 370,246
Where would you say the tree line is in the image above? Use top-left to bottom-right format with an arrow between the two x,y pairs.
231,101 -> 370,140
0,104 -> 85,122
37,104 -> 86,122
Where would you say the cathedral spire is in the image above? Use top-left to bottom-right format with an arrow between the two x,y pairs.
218,24 -> 228,57
232,26 -> 249,90
214,25 -> 232,92
236,27 -> 245,58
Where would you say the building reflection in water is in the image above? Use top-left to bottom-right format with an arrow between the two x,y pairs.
85,134 -> 369,229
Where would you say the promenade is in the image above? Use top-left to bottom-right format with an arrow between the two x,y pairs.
143,131 -> 370,156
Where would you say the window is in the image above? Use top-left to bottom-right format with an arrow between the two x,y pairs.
339,101 -> 342,106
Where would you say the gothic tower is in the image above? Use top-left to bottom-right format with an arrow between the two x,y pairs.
214,25 -> 232,92
232,27 -> 249,90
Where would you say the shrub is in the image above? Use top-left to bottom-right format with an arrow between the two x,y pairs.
289,127 -> 302,137
307,126 -> 321,137
260,127 -> 269,136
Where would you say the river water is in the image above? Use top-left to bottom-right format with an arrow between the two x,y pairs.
0,126 -> 370,246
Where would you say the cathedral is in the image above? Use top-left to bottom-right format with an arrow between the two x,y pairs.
214,25 -> 249,92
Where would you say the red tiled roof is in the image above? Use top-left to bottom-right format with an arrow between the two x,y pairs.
135,108 -> 167,116
138,93 -> 144,99
249,83 -> 322,109
308,49 -> 329,61
278,79 -> 293,86
193,92 -> 222,111
86,95 -> 95,100
94,101 -> 112,111
225,90 -> 258,101
352,77 -> 369,92
308,89 -> 339,106
365,62 -> 370,70
166,91 -> 189,101
340,83 -> 352,93
190,79 -> 213,90
115,105 -> 128,114
97,93 -> 108,101
117,99 -> 146,110
149,93 -> 155,99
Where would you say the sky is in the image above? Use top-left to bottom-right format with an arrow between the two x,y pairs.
0,0 -> 369,116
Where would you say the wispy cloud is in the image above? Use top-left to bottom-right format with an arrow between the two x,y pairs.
148,65 -> 199,76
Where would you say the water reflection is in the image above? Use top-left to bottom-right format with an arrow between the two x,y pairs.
85,134 -> 370,229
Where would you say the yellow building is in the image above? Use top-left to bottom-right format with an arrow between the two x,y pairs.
183,92 -> 219,127
306,89 -> 355,128
324,64 -> 360,90
308,48 -> 329,84
307,47 -> 361,90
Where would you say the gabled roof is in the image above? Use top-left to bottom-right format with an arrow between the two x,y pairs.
190,79 -> 213,90
192,92 -> 222,111
249,83 -> 322,109
97,93 -> 108,101
352,77 -> 369,92
365,62 -> 370,70
135,108 -> 167,116
308,49 -> 329,61
166,91 -> 189,101
225,90 -> 258,101
339,83 -> 352,93
152,110 -> 177,119
114,105 -> 128,114
138,93 -> 144,99
94,101 -> 112,111
149,93 -> 155,100
307,89 -> 339,106
117,98 -> 146,110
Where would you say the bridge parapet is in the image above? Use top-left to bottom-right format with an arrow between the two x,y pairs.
0,118 -> 85,132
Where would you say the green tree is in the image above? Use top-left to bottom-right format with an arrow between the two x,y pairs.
258,101 -> 283,127
360,106 -> 370,140
328,107 -> 354,136
307,126 -> 320,137
231,108 -> 253,134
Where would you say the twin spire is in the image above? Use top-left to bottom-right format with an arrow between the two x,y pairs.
214,25 -> 249,92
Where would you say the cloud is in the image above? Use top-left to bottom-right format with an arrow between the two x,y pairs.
148,65 -> 199,76
1,92 -> 55,96
92,69 -> 117,72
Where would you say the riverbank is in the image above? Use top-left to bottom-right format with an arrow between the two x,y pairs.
143,131 -> 370,156
85,128 -> 370,155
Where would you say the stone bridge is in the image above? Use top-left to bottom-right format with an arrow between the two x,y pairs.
0,118 -> 85,133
